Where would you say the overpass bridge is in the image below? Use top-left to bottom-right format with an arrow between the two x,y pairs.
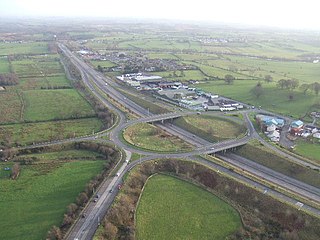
129,111 -> 198,124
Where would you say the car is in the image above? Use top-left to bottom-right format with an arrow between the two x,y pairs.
210,147 -> 215,150
196,112 -> 201,115
116,172 -> 120,177
109,189 -> 113,193
105,83 -> 108,85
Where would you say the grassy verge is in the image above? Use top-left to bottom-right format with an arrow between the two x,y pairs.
136,174 -> 241,240
117,88 -> 170,114
123,123 -> 193,152
173,115 -> 246,143
235,140 -> 320,188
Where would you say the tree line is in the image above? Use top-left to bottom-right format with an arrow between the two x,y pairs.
0,73 -> 19,85
277,79 -> 320,95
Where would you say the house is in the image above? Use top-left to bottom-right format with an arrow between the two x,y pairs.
256,114 -> 285,130
266,124 -> 277,132
290,120 -> 304,135
267,130 -> 280,139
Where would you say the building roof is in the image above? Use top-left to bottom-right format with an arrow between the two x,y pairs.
291,120 -> 304,128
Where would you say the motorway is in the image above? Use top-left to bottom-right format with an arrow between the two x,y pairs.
55,43 -> 320,239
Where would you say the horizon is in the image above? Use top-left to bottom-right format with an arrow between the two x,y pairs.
1,0 -> 320,31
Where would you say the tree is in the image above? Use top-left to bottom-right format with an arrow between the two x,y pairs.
288,94 -> 294,101
290,79 -> 299,90
312,82 -> 320,95
264,75 -> 273,83
11,163 -> 20,180
97,65 -> 103,72
46,225 -> 62,240
251,82 -> 264,98
299,83 -> 310,95
76,192 -> 88,206
103,222 -> 118,240
224,74 -> 235,85
277,79 -> 287,89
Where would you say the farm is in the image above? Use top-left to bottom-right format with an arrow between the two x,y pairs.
78,27 -> 320,122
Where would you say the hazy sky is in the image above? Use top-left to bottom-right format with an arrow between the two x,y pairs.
1,0 -> 320,30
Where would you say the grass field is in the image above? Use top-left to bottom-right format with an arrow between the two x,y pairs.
118,88 -> 169,114
19,75 -> 71,90
23,89 -> 95,121
123,123 -> 193,152
0,117 -> 103,145
136,174 -> 241,240
0,91 -> 22,123
0,156 -> 105,240
0,42 -> 49,56
90,60 -> 116,68
174,115 -> 246,143
198,80 -> 319,118
236,140 -> 320,188
0,57 -> 9,73
153,69 -> 206,81
147,53 -> 179,60
12,58 -> 64,78
14,149 -> 104,161
294,140 -> 320,162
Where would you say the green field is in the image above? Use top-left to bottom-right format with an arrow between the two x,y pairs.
0,57 -> 9,73
23,89 -> 95,121
295,140 -> 320,162
12,57 -> 64,78
90,60 -> 116,68
19,75 -> 71,90
0,158 -> 105,240
153,69 -> 206,81
14,149 -> 104,161
198,80 -> 319,118
0,42 -> 49,56
0,117 -> 103,145
147,53 -> 179,60
174,115 -> 246,142
0,91 -> 22,123
136,174 -> 241,240
123,123 -> 193,152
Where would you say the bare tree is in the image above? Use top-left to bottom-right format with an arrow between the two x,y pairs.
251,82 -> 264,98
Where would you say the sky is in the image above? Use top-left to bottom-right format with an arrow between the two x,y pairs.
1,0 -> 320,30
